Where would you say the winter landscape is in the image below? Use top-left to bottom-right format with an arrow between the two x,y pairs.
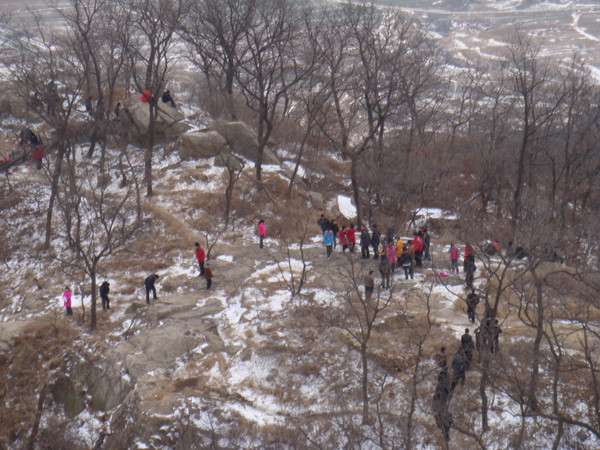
1,0 -> 600,448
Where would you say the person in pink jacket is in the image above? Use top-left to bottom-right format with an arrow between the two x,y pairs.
258,219 -> 266,248
386,241 -> 396,273
62,286 -> 73,316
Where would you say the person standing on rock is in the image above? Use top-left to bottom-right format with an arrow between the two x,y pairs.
145,273 -> 159,304
338,225 -> 349,252
204,262 -> 213,290
346,223 -> 357,253
195,242 -> 205,276
364,269 -> 375,300
62,286 -> 73,316
449,243 -> 460,274
99,281 -> 110,311
257,219 -> 266,249
317,213 -> 330,233
379,250 -> 391,290
360,225 -> 371,259
330,220 -> 339,250
371,224 -> 381,257
399,246 -> 414,280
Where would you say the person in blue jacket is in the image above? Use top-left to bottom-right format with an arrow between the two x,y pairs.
323,228 -> 334,258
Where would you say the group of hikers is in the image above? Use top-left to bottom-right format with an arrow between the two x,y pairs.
317,213 -> 433,288
432,304 -> 503,442
313,212 -> 515,444
10,88 -> 180,173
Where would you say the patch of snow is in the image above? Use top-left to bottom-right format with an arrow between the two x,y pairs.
337,195 -> 356,219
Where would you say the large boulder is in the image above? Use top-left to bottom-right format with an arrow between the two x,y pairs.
121,98 -> 187,139
179,130 -> 228,160
210,119 -> 280,165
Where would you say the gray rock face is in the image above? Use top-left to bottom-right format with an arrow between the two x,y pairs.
121,98 -> 187,139
180,131 -> 228,160
210,119 -> 280,165
51,376 -> 86,417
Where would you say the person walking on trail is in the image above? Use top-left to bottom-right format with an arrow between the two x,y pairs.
323,228 -> 334,258
360,225 -> 371,259
346,223 -> 357,252
338,225 -> 348,252
435,346 -> 448,373
62,286 -> 73,316
194,242 -> 205,276
204,262 -> 213,290
364,269 -> 375,300
379,250 -> 391,290
449,243 -> 460,274
145,274 -> 159,304
99,281 -> 110,311
466,289 -> 480,323
451,350 -> 466,390
317,213 -> 330,233
257,219 -> 266,249
461,328 -> 475,369
464,243 -> 476,289
432,374 -> 452,443
371,224 -> 381,257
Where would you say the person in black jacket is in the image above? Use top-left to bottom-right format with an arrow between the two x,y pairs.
161,89 -> 176,107
451,350 -> 466,390
398,246 -> 414,280
360,225 -> 371,259
371,224 -> 381,257
330,220 -> 339,249
317,214 -> 330,233
461,328 -> 475,368
466,289 -> 480,323
145,274 -> 159,304
99,281 -> 110,311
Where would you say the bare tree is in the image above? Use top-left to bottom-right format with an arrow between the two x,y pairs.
8,12 -> 86,247
124,0 -> 183,196
327,256 -> 393,424
54,157 -> 138,330
179,0 -> 255,118
234,0 -> 316,182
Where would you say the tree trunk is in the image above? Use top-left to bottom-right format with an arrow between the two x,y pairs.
44,144 -> 67,247
90,269 -> 97,331
361,341 -> 369,424
351,155 -> 363,227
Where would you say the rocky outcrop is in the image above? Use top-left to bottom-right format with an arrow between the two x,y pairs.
121,98 -> 189,140
180,130 -> 228,160
209,119 -> 280,165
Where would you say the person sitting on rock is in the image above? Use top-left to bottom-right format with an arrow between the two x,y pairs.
161,89 -> 176,107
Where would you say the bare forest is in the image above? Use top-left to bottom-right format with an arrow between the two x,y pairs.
1,0 -> 600,448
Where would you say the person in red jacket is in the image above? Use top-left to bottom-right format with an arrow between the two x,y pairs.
346,223 -> 357,252
339,225 -> 348,252
413,232 -> 424,267
194,242 -> 205,276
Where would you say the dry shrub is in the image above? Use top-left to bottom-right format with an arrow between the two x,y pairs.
0,318 -> 79,447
